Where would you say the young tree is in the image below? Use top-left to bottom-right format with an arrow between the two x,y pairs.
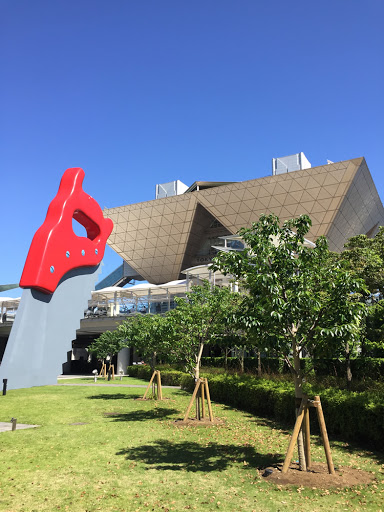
165,282 -> 242,380
211,213 -> 367,469
362,300 -> 384,357
337,228 -> 384,360
89,330 -> 125,367
117,314 -> 170,372
339,231 -> 384,294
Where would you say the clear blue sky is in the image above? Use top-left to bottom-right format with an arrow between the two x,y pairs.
1,0 -> 383,298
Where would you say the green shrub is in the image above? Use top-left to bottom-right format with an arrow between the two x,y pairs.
127,365 -> 186,386
189,371 -> 384,447
129,365 -> 384,447
201,356 -> 384,381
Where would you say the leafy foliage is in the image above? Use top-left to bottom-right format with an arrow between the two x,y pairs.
88,330 -> 125,361
211,213 -> 367,397
363,300 -> 384,356
117,314 -> 170,370
179,371 -> 384,447
340,229 -> 384,293
165,282 -> 242,378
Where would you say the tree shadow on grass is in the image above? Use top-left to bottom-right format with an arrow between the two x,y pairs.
240,412 -> 384,465
329,438 -> 384,465
87,393 -> 142,400
243,414 -> 292,435
106,408 -> 180,422
116,439 -> 282,472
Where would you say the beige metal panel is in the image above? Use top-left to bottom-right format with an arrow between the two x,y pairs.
326,158 -> 384,251
105,193 -> 198,283
104,157 -> 384,283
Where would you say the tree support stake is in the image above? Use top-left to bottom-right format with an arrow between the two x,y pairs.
143,370 -> 163,400
183,378 -> 214,422
282,395 -> 334,474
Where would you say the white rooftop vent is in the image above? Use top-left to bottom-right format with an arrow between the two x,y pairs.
155,180 -> 188,199
272,152 -> 311,175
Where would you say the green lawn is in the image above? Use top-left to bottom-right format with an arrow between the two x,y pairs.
0,384 -> 383,512
57,376 -> 153,386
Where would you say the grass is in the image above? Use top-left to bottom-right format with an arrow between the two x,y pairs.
0,383 -> 383,512
57,376 -> 153,386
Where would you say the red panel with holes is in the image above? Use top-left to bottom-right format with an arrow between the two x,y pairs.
19,168 -> 114,294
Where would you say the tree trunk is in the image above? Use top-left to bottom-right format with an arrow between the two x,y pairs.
292,339 -> 307,472
224,346 -> 229,371
151,351 -> 157,373
238,346 -> 245,373
345,343 -> 352,390
195,342 -> 204,381
257,349 -> 262,377
194,342 -> 205,419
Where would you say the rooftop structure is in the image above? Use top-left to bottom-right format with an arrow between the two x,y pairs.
104,157 -> 384,285
272,152 -> 311,175
155,180 -> 188,199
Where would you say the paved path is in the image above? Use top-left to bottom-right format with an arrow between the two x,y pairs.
56,375 -> 181,389
56,382 -> 180,389
0,422 -> 40,433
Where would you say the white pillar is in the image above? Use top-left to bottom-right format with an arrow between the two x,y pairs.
117,347 -> 130,375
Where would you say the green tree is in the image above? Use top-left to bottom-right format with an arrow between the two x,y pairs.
117,314 -> 170,372
362,300 -> 384,357
339,230 -> 384,293
89,330 -> 125,364
166,282 -> 242,380
211,213 -> 367,470
338,228 -> 384,357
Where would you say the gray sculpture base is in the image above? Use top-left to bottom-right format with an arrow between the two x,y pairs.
0,265 -> 101,390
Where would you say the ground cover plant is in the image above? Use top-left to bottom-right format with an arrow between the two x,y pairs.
0,382 -> 383,511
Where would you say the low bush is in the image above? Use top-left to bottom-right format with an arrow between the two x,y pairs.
127,365 -> 185,386
200,356 -> 384,380
182,371 -> 384,447
129,365 -> 384,447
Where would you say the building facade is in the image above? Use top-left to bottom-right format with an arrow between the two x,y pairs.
104,157 -> 384,285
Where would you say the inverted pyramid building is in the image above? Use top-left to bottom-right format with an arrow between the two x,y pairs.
104,157 -> 384,284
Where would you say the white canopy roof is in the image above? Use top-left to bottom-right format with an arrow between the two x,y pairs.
91,279 -> 189,301
0,297 -> 21,308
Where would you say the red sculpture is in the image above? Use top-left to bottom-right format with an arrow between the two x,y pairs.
19,168 -> 114,294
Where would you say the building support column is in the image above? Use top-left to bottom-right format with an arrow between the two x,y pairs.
117,347 -> 130,375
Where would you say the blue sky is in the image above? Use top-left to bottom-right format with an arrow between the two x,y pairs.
1,0 -> 383,298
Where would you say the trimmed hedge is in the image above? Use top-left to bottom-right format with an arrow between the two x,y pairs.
127,365 -> 185,386
183,372 -> 384,447
200,356 -> 384,380
127,365 -> 384,447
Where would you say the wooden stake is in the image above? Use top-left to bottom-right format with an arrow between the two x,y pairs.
282,398 -> 307,474
143,370 -> 157,399
314,395 -> 335,475
107,364 -> 115,380
157,370 -> 163,400
303,405 -> 311,469
204,378 -> 214,422
201,379 -> 206,418
184,379 -> 202,421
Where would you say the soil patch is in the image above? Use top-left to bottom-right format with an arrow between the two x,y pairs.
174,417 -> 226,427
261,462 -> 376,489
